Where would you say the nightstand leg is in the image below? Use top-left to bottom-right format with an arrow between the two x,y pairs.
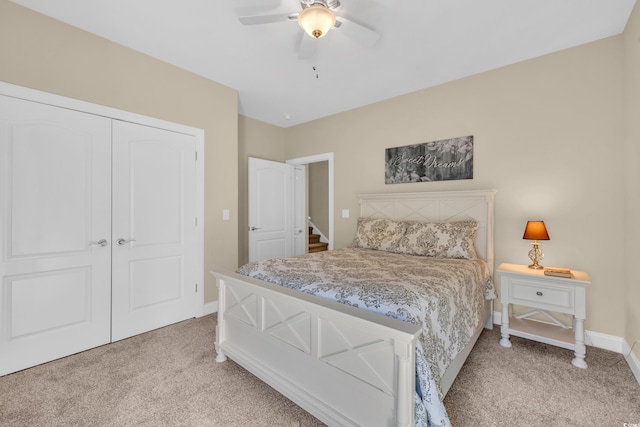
499,304 -> 512,348
571,318 -> 587,368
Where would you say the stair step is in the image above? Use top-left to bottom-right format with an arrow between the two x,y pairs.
308,242 -> 329,253
308,226 -> 328,253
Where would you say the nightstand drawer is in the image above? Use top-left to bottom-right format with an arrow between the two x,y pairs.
510,280 -> 574,310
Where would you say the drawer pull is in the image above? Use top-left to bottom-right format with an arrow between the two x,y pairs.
536,291 -> 543,296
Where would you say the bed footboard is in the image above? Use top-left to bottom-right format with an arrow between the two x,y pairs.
212,270 -> 422,427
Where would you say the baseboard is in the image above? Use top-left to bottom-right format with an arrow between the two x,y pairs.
492,310 -> 501,327
584,329 -> 625,353
623,340 -> 640,385
203,301 -> 218,316
493,310 -> 640,385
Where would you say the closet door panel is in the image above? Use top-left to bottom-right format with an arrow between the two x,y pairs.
111,120 -> 196,341
0,95 -> 112,376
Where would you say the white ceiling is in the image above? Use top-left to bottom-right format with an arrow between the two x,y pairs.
11,0 -> 636,128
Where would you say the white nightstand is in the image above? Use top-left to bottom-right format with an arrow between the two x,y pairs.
496,263 -> 591,368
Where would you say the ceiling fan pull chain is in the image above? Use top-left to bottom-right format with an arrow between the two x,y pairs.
312,41 -> 320,79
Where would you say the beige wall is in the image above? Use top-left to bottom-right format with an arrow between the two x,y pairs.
6,0 -> 635,348
284,36 -> 627,338
0,1 -> 238,303
237,115 -> 287,266
309,161 -> 329,237
623,3 -> 640,360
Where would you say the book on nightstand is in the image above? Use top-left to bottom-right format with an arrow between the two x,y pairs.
543,267 -> 572,278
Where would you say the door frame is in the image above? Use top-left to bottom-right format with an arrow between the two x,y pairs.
292,165 -> 306,256
286,152 -> 334,250
0,81 -> 206,317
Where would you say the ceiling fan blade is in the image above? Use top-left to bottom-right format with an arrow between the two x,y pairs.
238,13 -> 298,26
334,16 -> 380,47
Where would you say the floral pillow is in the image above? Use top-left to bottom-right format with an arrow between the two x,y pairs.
398,220 -> 479,259
351,217 -> 406,252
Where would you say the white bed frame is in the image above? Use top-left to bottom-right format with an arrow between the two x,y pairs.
211,190 -> 495,427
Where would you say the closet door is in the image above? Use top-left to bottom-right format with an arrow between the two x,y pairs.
0,96 -> 112,376
111,120 -> 196,341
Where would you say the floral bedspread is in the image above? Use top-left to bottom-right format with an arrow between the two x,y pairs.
236,247 -> 496,427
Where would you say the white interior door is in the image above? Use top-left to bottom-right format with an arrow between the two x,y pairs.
248,157 -> 294,262
111,121 -> 197,341
0,95 -> 112,376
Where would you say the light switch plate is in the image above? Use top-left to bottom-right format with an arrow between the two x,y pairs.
342,209 -> 350,219
223,209 -> 230,220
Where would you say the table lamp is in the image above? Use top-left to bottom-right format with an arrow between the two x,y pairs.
523,220 -> 550,269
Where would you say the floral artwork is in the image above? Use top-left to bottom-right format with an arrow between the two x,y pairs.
385,136 -> 474,184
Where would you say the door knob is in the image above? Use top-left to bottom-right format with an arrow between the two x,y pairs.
249,227 -> 261,231
89,239 -> 108,247
116,238 -> 136,246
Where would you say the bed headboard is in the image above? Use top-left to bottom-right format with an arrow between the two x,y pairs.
357,190 -> 496,274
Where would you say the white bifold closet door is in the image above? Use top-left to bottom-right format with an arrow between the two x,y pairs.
0,96 -> 112,375
0,96 -> 196,376
111,120 -> 196,341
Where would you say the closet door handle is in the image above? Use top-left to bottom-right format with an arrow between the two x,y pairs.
116,238 -> 136,246
89,239 -> 108,247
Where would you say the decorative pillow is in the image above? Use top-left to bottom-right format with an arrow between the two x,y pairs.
398,220 -> 479,259
350,217 -> 406,252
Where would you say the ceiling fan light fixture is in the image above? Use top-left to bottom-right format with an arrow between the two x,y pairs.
298,5 -> 336,39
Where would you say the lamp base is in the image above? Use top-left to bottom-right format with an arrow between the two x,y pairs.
527,242 -> 544,270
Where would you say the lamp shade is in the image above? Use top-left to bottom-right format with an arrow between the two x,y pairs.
298,5 -> 336,38
522,221 -> 550,241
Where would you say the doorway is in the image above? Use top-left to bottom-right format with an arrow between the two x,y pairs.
245,153 -> 334,265
287,152 -> 334,251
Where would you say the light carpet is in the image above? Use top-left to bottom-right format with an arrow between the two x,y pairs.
1,314 -> 638,426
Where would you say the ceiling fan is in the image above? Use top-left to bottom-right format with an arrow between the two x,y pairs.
237,0 -> 380,57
